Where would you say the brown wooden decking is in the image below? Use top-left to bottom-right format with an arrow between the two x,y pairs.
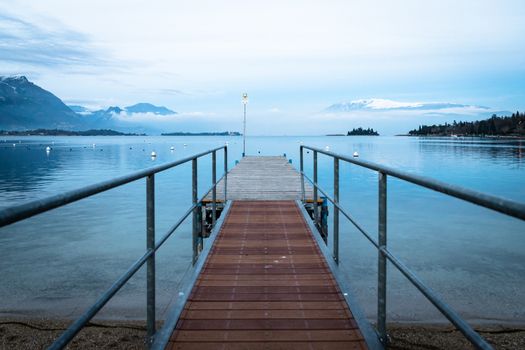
166,201 -> 367,350
203,156 -> 319,202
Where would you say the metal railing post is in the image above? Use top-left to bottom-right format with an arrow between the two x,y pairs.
300,146 -> 305,202
192,158 -> 199,264
333,157 -> 339,263
313,150 -> 318,226
378,171 -> 387,344
224,147 -> 228,202
146,174 -> 156,345
212,150 -> 217,227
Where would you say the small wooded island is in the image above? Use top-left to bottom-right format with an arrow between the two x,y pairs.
347,127 -> 379,136
408,112 -> 524,137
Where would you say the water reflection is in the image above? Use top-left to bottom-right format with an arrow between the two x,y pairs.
0,145 -> 64,198
418,138 -> 524,166
0,136 -> 524,322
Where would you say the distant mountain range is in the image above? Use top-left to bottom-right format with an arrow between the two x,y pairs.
124,103 -> 175,115
69,103 -> 176,116
0,76 -> 176,131
324,98 -> 490,112
0,76 -> 83,130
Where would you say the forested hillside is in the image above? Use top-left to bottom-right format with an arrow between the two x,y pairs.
408,112 -> 525,136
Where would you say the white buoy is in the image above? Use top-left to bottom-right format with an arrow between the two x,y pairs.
92,143 -> 96,148
151,151 -> 157,158
325,146 -> 330,151
12,143 -> 16,147
353,151 -> 359,157
46,146 -> 51,152
170,146 -> 175,151
183,143 -> 187,147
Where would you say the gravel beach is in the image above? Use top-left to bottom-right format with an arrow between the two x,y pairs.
1,318 -> 524,349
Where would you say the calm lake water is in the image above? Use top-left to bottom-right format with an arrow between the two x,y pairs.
0,136 -> 524,324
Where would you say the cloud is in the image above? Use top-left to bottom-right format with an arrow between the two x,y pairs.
63,98 -> 114,110
155,88 -> 187,96
310,98 -> 510,135
324,98 -> 490,113
110,110 -> 213,123
178,111 -> 217,117
0,13 -> 105,70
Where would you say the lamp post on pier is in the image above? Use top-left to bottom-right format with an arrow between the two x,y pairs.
242,93 -> 248,157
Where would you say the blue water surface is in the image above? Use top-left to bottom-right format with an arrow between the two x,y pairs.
0,136 -> 523,323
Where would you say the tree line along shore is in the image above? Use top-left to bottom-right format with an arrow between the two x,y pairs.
408,112 -> 525,137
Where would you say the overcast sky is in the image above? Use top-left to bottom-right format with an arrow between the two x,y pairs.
1,0 -> 524,134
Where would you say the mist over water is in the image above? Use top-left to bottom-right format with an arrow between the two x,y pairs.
0,135 -> 524,323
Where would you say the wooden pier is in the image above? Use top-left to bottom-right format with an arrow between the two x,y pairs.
203,156 -> 317,202
166,200 -> 368,349
158,156 -> 377,350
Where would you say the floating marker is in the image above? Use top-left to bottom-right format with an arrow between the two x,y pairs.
353,151 -> 359,157
12,143 -> 16,147
170,146 -> 175,151
151,151 -> 157,158
325,146 -> 330,151
183,143 -> 187,147
46,146 -> 51,152
92,143 -> 96,148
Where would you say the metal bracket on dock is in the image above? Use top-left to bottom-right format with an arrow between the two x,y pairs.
303,197 -> 329,244
203,201 -> 225,236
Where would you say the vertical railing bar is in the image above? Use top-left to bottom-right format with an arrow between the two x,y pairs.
212,151 -> 217,227
378,171 -> 387,344
146,174 -> 156,345
192,158 -> 198,264
333,157 -> 339,263
224,147 -> 228,202
300,146 -> 305,202
313,150 -> 318,226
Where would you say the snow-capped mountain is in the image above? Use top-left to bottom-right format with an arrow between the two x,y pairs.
125,103 -> 176,115
325,98 -> 489,112
69,103 -> 176,119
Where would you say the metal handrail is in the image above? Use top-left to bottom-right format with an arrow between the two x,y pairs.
0,146 -> 228,349
300,145 -> 525,350
301,146 -> 525,221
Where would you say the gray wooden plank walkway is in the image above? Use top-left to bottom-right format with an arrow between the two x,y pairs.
204,156 -> 316,201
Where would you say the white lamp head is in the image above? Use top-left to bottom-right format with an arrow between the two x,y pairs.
242,93 -> 248,105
